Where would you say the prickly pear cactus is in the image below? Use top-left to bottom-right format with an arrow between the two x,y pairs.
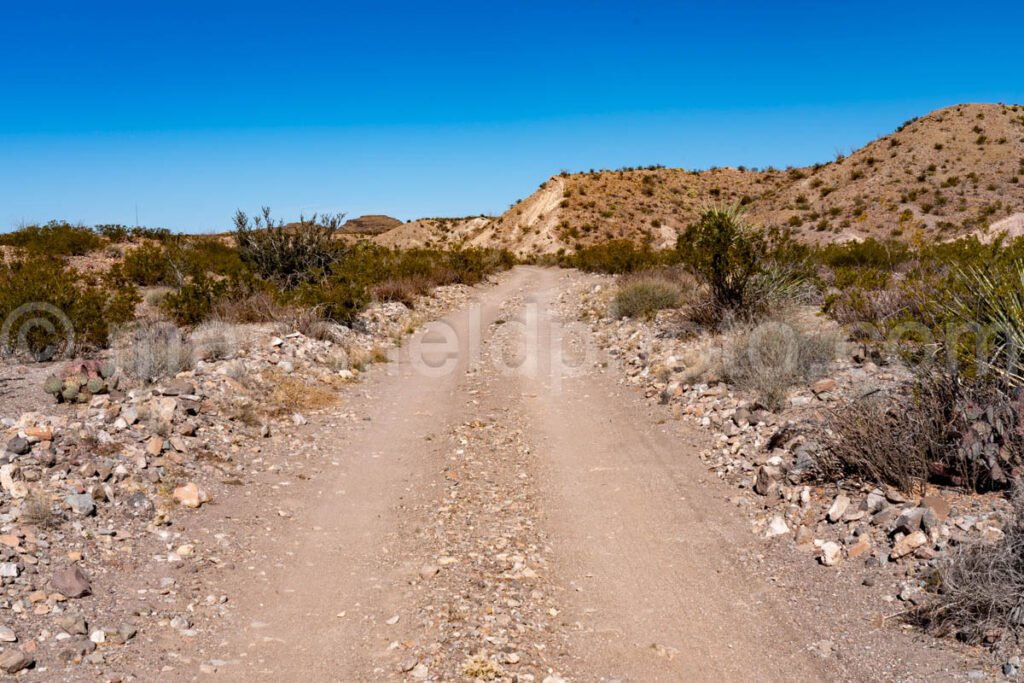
44,375 -> 63,396
86,377 -> 104,394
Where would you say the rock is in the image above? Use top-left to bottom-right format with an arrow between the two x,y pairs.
0,650 -> 32,674
820,541 -> 843,566
811,378 -> 838,394
170,615 -> 191,630
64,492 -> 96,516
146,436 -> 164,456
0,465 -> 27,499
891,530 -> 928,559
419,564 -> 440,579
894,508 -> 925,535
126,492 -> 156,518
922,494 -> 951,522
0,563 -> 20,578
173,482 -> 209,508
52,566 -> 92,598
754,465 -> 782,496
826,494 -> 850,522
6,437 -> 30,456
0,626 -> 16,642
872,506 -> 900,528
56,615 -> 88,636
291,412 -> 308,426
847,535 -> 872,559
410,663 -> 429,679
118,623 -> 137,642
765,515 -> 790,538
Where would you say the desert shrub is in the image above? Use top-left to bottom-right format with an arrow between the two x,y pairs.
821,372 -> 1024,492
569,239 -> 668,274
120,243 -> 178,286
819,394 -> 935,492
234,207 -> 344,287
161,276 -> 231,326
298,244 -> 513,322
611,275 -> 683,319
119,237 -> 247,287
678,206 -> 808,326
112,321 -> 194,383
0,259 -> 139,359
816,238 -> 910,270
916,491 -> 1024,644
212,291 -> 290,324
723,320 -> 837,411
0,221 -> 105,257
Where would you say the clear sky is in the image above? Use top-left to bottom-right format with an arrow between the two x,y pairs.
2,1 -> 1022,232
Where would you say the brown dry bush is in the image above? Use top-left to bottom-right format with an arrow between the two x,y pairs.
820,373 -> 1024,492
819,395 -> 933,493
915,490 -> 1024,645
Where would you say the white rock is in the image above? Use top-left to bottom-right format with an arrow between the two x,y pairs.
827,494 -> 850,523
765,515 -> 790,538
820,541 -> 843,566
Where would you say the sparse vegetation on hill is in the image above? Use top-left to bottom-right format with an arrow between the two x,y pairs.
384,103 -> 1024,256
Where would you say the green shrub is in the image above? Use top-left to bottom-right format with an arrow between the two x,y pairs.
677,206 -> 808,325
0,221 -> 105,257
234,207 -> 344,287
611,275 -> 683,318
569,239 -> 668,274
0,259 -> 138,359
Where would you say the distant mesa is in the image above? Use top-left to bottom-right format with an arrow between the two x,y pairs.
341,215 -> 403,235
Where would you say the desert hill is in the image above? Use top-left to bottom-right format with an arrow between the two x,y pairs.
340,214 -> 403,235
378,103 -> 1024,255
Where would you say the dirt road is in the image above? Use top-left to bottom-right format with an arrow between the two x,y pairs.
208,267 -> 967,681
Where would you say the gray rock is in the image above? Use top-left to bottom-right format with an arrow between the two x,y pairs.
894,507 -> 925,535
0,562 -> 19,578
65,492 -> 96,516
6,437 -> 30,456
0,625 -> 16,642
126,492 -> 155,519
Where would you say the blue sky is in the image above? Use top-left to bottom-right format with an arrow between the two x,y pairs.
2,1 -> 1022,232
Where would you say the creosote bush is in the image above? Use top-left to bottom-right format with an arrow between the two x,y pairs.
0,259 -> 139,359
0,221 -> 105,257
234,207 -> 344,287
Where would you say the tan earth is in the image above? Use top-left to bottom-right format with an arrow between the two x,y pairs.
179,267 -> 976,682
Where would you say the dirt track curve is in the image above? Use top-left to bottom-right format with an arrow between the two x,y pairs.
202,267 -> 969,682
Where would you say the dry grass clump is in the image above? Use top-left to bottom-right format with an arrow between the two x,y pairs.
611,272 -> 687,319
112,320 -> 194,383
263,370 -> 339,414
190,320 -> 239,361
915,490 -> 1024,644
19,490 -> 60,528
723,319 -> 837,411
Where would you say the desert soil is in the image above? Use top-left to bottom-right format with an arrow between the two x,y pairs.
164,267 -> 978,681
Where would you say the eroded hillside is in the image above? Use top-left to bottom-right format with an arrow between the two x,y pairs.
379,103 -> 1024,255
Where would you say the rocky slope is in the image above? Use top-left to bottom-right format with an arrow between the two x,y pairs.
384,103 -> 1024,255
